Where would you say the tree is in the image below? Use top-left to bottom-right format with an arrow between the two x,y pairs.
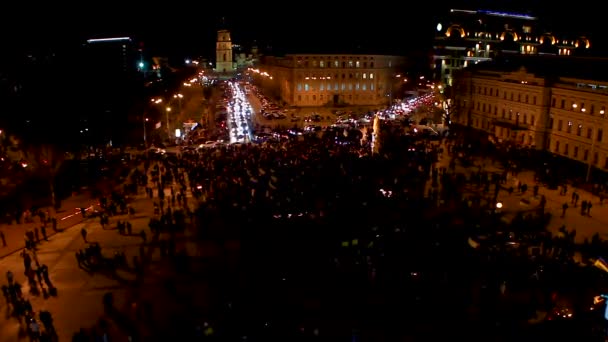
24,144 -> 65,211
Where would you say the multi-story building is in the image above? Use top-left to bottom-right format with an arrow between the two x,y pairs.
453,56 -> 608,171
253,54 -> 405,107
433,9 -> 591,87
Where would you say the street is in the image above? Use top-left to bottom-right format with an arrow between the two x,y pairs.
0,161 -> 188,342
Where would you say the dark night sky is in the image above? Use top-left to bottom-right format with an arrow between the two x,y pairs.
1,0 -> 606,59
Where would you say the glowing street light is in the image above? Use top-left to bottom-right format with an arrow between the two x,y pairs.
166,107 -> 172,139
143,117 -> 149,145
173,93 -> 184,114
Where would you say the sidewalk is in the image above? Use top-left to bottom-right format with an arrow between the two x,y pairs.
503,169 -> 608,244
432,147 -> 608,244
0,193 -> 99,259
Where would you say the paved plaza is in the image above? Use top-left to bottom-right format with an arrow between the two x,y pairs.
430,142 -> 608,245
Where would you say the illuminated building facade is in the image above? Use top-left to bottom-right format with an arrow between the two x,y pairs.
253,54 -> 405,107
453,56 -> 608,171
433,9 -> 591,86
215,30 -> 235,73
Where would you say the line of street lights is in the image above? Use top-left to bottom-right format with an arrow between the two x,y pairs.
148,93 -> 184,143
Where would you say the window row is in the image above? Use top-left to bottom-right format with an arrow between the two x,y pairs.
297,83 -> 376,92
553,140 -> 608,168
297,60 -> 375,68
551,98 -> 606,115
299,73 -> 374,80
475,85 -> 538,105
473,102 -> 536,126
296,94 -> 378,102
554,120 -> 603,141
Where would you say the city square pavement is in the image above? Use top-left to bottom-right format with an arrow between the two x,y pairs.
0,194 -> 98,259
430,142 -> 608,245
0,163 -> 191,341
0,193 -> 153,341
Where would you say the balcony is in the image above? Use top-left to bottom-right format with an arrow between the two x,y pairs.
493,117 -> 528,130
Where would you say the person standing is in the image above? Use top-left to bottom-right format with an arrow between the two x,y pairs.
561,202 -> 569,218
81,228 -> 88,243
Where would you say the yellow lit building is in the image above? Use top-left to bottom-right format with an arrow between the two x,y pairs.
252,54 -> 405,107
433,9 -> 591,87
453,56 -> 608,171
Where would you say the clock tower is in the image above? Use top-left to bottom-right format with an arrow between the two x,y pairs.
215,30 -> 234,73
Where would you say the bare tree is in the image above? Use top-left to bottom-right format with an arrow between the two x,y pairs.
25,145 -> 65,212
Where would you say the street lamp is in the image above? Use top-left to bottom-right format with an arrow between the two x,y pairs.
166,107 -> 172,139
173,94 -> 183,114
586,131 -> 597,183
143,117 -> 149,146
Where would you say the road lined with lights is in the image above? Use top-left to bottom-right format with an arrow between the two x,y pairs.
227,81 -> 253,143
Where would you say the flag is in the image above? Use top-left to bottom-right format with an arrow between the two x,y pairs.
155,121 -> 162,129
594,258 -> 608,273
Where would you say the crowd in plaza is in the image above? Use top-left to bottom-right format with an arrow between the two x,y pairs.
5,79 -> 608,340
100,122 -> 606,340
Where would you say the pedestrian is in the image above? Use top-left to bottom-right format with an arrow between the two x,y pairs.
40,264 -> 52,287
561,202 -> 569,218
140,230 -> 147,244
81,228 -> 88,243
587,201 -> 593,216
0,230 -> 5,247
581,201 -> 587,215
41,225 -> 47,241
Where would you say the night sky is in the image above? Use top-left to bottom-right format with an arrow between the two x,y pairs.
1,0 -> 606,60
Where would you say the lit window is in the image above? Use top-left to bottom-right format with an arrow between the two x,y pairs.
356,83 -> 360,90
363,73 -> 367,79
297,83 -> 302,91
349,60 -> 353,67
327,83 -> 331,90
371,83 -> 374,91
341,83 -> 345,91
362,84 -> 366,91
320,61 -> 324,68
320,84 -> 324,91
370,73 -> 374,79
334,60 -> 339,67
334,83 -> 339,90
305,84 -> 309,91
356,61 -> 360,68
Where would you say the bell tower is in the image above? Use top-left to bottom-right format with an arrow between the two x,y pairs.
215,29 -> 234,73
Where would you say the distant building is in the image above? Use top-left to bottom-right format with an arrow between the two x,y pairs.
452,56 -> 608,171
254,54 -> 405,107
215,30 -> 235,74
84,36 -> 140,85
433,9 -> 592,87
82,36 -> 143,145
